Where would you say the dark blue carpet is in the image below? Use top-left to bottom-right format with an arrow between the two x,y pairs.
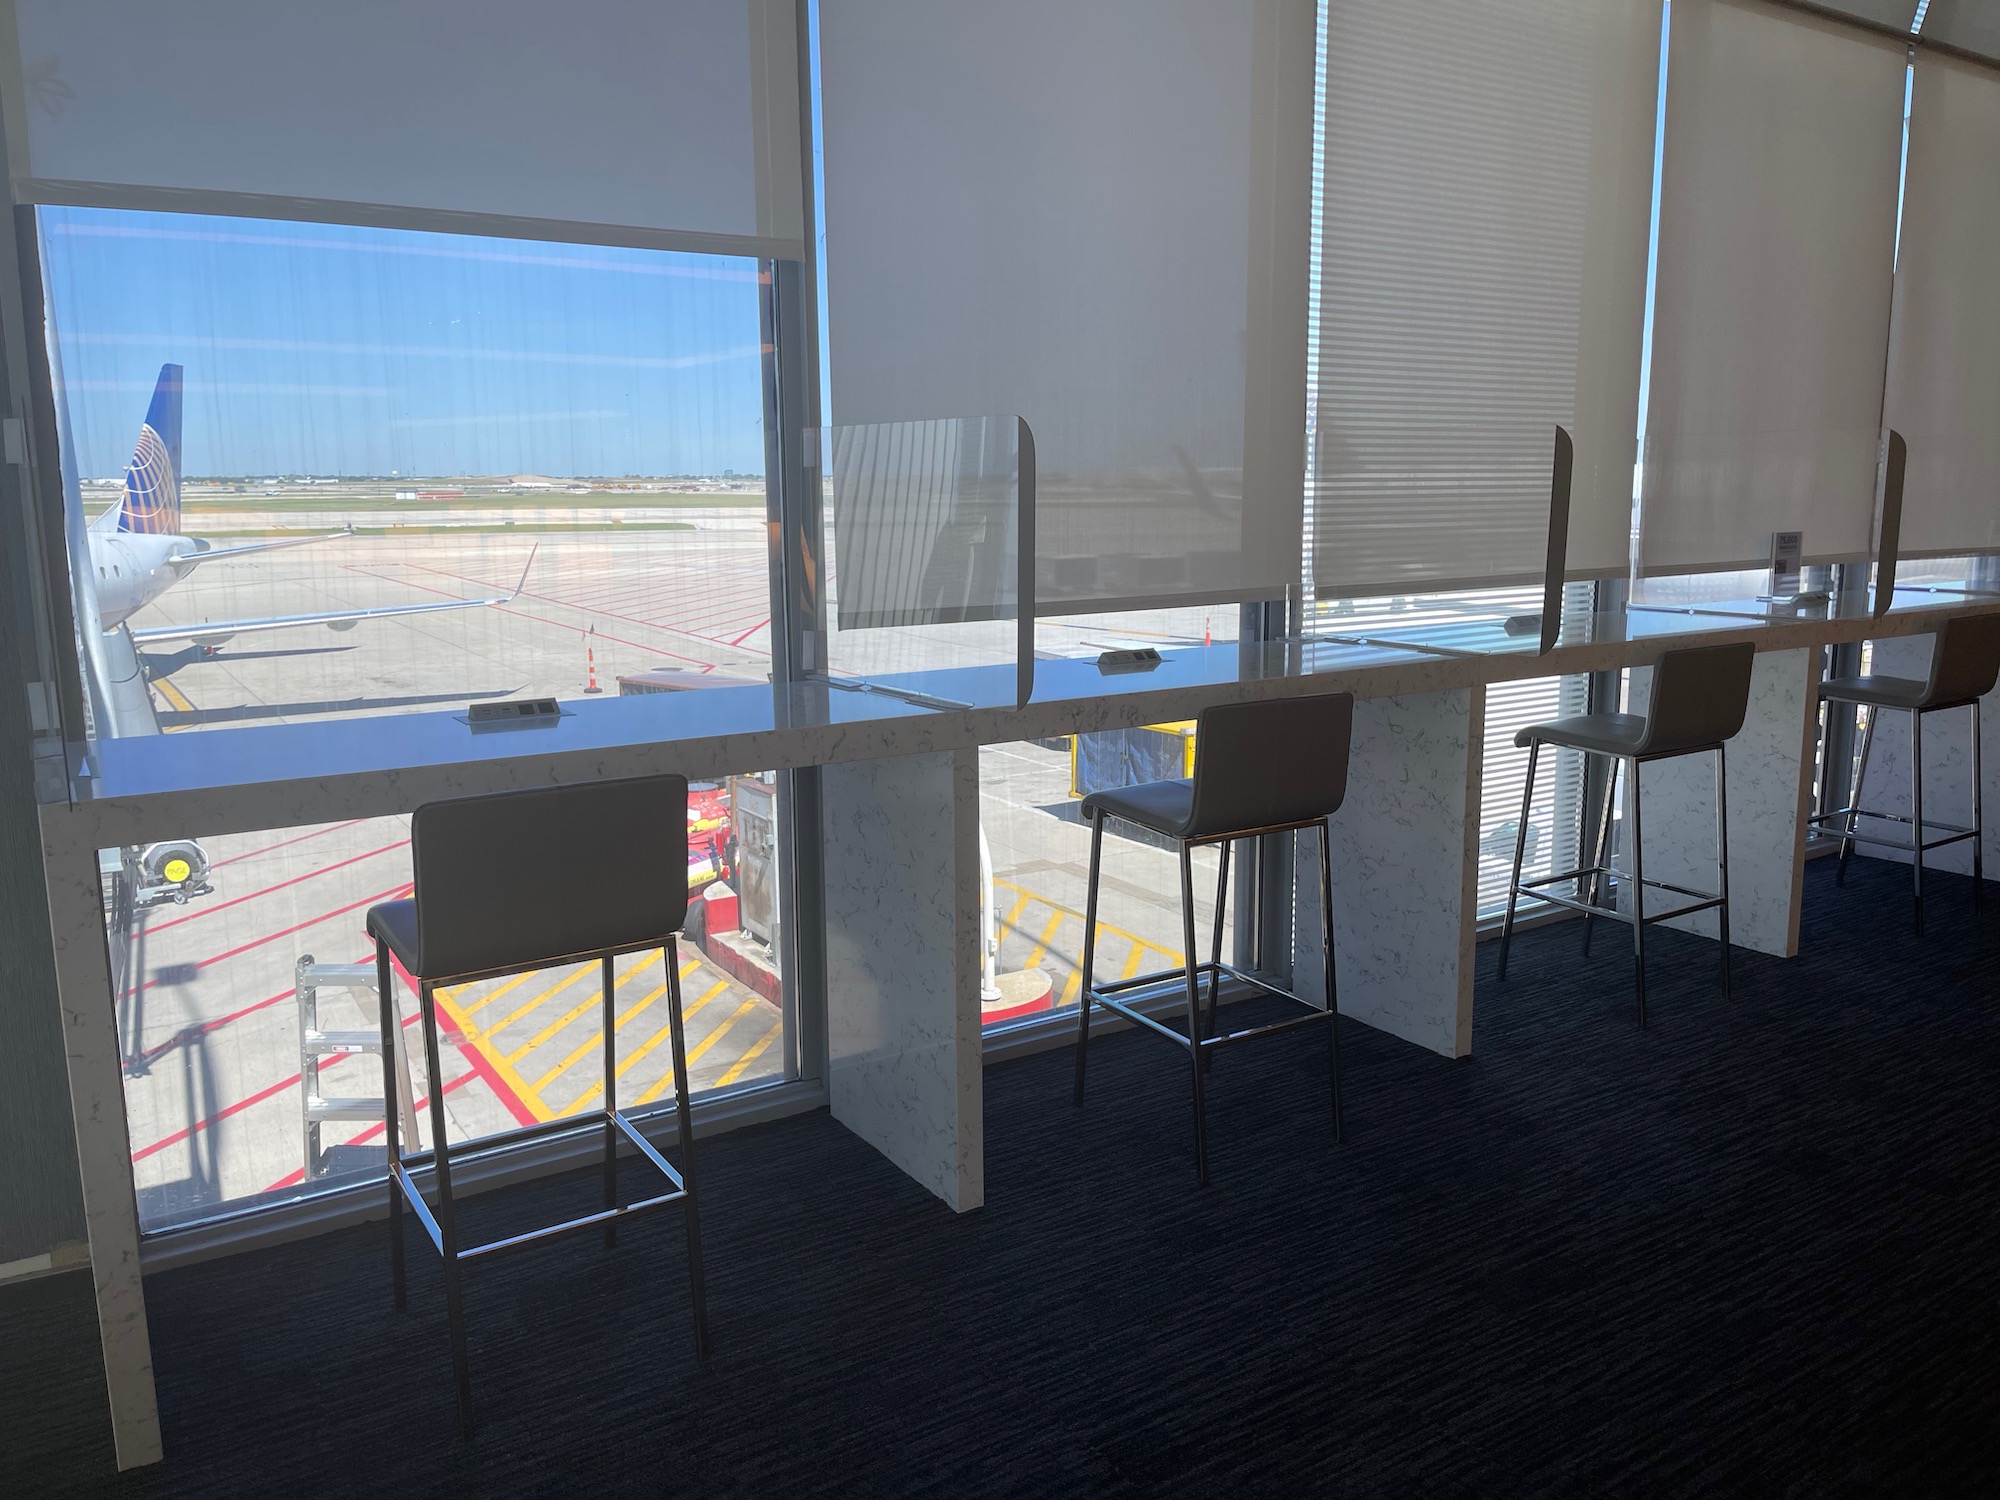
12,855 -> 2000,1497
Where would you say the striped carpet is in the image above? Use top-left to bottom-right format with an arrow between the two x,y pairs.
11,855 -> 2000,1497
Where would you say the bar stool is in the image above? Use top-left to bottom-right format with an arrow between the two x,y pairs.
367,775 -> 709,1440
1071,692 -> 1354,1185
1811,614 -> 2000,934
1497,641 -> 1756,1026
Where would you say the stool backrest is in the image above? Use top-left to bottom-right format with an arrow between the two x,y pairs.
409,775 -> 690,979
1637,641 -> 1756,756
1183,692 -> 1354,840
1924,614 -> 2000,706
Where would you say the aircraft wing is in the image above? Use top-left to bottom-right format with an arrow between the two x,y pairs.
129,545 -> 536,647
182,526 -> 355,564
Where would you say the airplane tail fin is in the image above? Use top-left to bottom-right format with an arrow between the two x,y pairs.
118,363 -> 183,535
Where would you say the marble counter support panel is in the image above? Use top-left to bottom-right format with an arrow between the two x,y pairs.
1293,688 -> 1481,1059
38,809 -> 161,1470
1845,634 -> 2000,882
1623,648 -> 1818,957
821,749 -> 983,1212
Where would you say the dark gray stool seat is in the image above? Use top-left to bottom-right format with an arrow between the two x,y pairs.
368,774 -> 708,1441
1079,779 -> 1193,836
1515,712 -> 1649,757
1810,614 -> 2000,934
1498,641 -> 1757,1026
1820,674 -> 1944,712
1073,692 -> 1354,1186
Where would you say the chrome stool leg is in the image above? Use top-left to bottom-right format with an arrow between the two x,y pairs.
662,936 -> 710,1364
1317,819 -> 1343,1142
1629,758 -> 1648,1029
1582,755 -> 1618,961
1837,705 -> 1876,886
1072,810 -> 1105,1107
602,954 -> 618,1250
1912,708 -> 1926,936
1715,743 -> 1732,1000
1496,737 -> 1540,980
1974,702 -> 1986,914
376,940 -> 405,1311
1202,839 -> 1231,1067
1179,842 -> 1209,1186
417,980 -> 475,1440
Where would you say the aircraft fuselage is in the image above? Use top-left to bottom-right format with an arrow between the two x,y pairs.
89,528 -> 202,628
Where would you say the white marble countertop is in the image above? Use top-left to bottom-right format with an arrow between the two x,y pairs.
55,587 -> 2000,848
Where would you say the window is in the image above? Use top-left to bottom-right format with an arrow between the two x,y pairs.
40,206 -> 773,743
37,206 -> 803,1232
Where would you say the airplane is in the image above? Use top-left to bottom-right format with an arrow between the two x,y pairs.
63,362 -> 533,740
58,362 -> 534,909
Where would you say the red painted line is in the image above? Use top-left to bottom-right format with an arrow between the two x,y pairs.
135,1009 -> 419,1165
384,951 -> 540,1130
133,1069 -> 300,1163
338,566 -> 718,668
258,1069 -> 475,1193
727,618 -> 769,647
378,559 -> 774,661
134,881 -> 414,994
210,819 -> 371,869
142,839 -> 410,934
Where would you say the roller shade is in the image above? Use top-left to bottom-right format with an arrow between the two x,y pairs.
1639,0 -> 1906,574
1310,0 -> 1659,598
4,1 -> 804,255
1923,1 -> 2000,64
818,0 -> 1313,615
1884,52 -> 2000,559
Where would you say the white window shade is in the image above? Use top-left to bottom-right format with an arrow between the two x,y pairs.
1639,0 -> 1906,575
1310,0 -> 1659,599
818,0 -> 1314,615
1885,53 -> 2000,559
5,1 -> 804,256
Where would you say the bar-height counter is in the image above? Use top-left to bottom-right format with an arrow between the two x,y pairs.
40,585 -> 2000,1463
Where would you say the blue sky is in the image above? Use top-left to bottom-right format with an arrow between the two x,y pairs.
39,207 -> 769,480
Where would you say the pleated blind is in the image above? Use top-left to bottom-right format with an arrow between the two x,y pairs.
1310,0 -> 1659,599
5,1 -> 804,254
818,0 -> 1315,615
1884,52 -> 2000,558
1639,0 -> 1906,574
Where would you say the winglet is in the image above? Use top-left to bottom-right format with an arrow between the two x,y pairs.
508,543 -> 539,600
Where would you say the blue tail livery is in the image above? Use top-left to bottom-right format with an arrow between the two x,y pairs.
118,363 -> 183,534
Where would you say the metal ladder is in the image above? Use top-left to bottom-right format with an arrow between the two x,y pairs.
298,953 -> 420,1182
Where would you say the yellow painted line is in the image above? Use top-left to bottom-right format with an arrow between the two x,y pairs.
461,969 -> 536,1019
714,1020 -> 782,1088
1003,891 -> 1033,926
1122,940 -> 1148,980
560,979 -> 728,1117
431,986 -> 554,1123
1022,909 -> 1065,971
1060,970 -> 1081,1007
636,995 -> 762,1104
501,952 -> 662,1061
530,975 -> 673,1091
154,676 -> 196,713
993,878 -> 1175,966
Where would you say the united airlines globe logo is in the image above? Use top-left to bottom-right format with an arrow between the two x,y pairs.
122,422 -> 177,533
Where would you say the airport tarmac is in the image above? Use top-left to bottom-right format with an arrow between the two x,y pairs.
105,491 -> 1228,1231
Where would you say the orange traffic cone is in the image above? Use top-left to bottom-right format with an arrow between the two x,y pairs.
584,629 -> 602,694
1204,614 -> 1212,647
